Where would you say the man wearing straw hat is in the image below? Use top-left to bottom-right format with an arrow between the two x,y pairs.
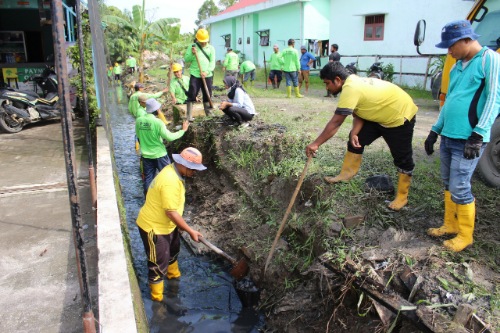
136,98 -> 189,195
136,147 -> 206,302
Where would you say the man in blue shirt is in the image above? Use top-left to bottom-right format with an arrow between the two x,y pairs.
424,20 -> 500,252
299,45 -> 316,94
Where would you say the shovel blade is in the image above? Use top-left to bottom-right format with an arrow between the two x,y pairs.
230,258 -> 249,281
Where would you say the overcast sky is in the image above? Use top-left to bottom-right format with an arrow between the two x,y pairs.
103,0 -> 207,34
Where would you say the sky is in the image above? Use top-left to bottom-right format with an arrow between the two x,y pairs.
103,0 -> 207,34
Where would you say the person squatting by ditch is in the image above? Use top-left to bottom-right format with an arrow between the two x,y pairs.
219,75 -> 255,128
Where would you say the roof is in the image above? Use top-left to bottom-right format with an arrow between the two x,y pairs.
219,0 -> 269,15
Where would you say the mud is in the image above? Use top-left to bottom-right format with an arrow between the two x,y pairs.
121,66 -> 498,332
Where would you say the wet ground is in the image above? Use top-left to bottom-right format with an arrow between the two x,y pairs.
107,85 -> 264,332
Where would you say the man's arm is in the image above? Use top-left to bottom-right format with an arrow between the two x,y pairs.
475,51 -> 500,138
306,113 -> 348,156
165,210 -> 202,241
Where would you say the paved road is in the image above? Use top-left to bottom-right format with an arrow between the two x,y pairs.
0,120 -> 98,333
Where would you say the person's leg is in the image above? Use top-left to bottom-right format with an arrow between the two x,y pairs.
298,71 -> 304,89
220,107 -> 238,124
201,76 -> 214,116
284,72 -> 292,97
142,157 -> 157,195
186,76 -> 201,121
167,228 -> 181,279
155,155 -> 171,174
325,120 -> 381,183
427,136 -> 457,236
442,138 -> 485,251
138,228 -> 172,301
269,70 -> 276,88
291,71 -> 302,97
250,70 -> 255,85
382,117 -> 415,210
304,70 -> 310,92
276,70 -> 282,88
243,72 -> 250,87
228,106 -> 253,124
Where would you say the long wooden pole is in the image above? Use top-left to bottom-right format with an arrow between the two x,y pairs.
192,44 -> 214,109
264,155 -> 312,275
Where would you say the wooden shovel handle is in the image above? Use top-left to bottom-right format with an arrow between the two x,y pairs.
264,155 -> 313,274
192,45 -> 214,109
199,237 -> 236,264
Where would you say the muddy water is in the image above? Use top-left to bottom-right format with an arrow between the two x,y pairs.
107,86 -> 264,332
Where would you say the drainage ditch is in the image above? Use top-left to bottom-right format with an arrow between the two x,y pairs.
107,86 -> 265,332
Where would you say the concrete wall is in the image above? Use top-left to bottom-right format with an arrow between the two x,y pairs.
96,127 -> 138,333
329,0 -> 473,87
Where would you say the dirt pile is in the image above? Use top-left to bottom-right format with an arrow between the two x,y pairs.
170,113 -> 499,332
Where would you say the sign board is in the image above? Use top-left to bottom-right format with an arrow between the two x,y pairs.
0,0 -> 50,9
2,67 -> 44,83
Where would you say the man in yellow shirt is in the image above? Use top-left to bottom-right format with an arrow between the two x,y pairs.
136,147 -> 206,302
306,62 -> 418,211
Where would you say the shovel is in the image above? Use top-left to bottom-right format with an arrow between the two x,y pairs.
264,155 -> 313,275
199,237 -> 249,280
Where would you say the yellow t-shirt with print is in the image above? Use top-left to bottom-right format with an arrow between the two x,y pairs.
136,164 -> 185,235
336,75 -> 418,128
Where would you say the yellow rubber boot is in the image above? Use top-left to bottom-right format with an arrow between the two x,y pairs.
388,173 -> 412,211
443,201 -> 475,252
167,261 -> 181,279
294,87 -> 303,98
157,110 -> 170,125
324,152 -> 362,183
286,86 -> 292,98
150,281 -> 164,302
427,190 -> 458,237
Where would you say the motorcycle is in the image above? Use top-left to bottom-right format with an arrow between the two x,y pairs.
345,62 -> 358,75
368,61 -> 385,80
0,66 -> 62,133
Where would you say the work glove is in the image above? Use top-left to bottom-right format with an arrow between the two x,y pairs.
463,132 -> 483,160
424,131 -> 438,155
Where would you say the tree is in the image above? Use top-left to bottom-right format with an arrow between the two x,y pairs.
195,0 -> 219,27
103,2 -> 180,83
218,0 -> 238,10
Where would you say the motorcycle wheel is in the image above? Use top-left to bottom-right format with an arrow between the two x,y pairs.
477,119 -> 500,188
0,111 -> 24,133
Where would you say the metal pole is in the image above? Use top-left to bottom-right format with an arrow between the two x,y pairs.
76,0 -> 97,210
50,1 -> 96,332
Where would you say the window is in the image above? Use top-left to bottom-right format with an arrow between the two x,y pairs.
364,15 -> 385,41
221,34 -> 231,48
238,37 -> 242,45
247,37 -> 250,44
256,29 -> 270,46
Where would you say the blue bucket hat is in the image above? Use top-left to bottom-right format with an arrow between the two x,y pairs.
435,20 -> 480,48
145,98 -> 161,113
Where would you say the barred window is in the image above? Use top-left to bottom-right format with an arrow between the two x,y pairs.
364,15 -> 385,41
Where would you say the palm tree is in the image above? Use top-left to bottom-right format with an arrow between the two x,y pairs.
103,2 -> 180,83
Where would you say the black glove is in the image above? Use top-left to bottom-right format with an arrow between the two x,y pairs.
424,131 -> 438,155
463,132 -> 483,159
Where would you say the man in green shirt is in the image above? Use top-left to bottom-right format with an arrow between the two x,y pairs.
126,55 -> 137,74
223,47 -> 239,77
281,39 -> 303,98
129,83 -> 169,123
169,63 -> 190,105
184,28 -> 216,120
239,60 -> 256,87
136,98 -> 189,194
113,62 -> 122,82
268,44 -> 284,89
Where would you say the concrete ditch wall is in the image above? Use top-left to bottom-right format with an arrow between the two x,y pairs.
96,127 -> 138,333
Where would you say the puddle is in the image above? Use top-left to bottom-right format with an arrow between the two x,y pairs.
107,86 -> 264,332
